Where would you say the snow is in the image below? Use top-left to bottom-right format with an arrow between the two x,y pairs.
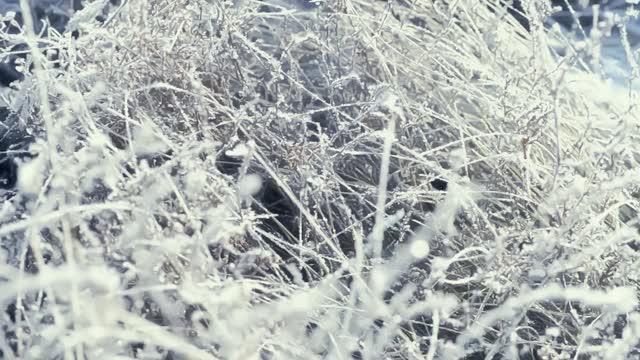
409,239 -> 430,259
132,122 -> 169,156
16,151 -> 46,194
1,0 -> 640,358
225,142 -> 251,158
237,173 -> 262,198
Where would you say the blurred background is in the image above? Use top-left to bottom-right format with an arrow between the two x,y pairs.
550,0 -> 640,88
0,0 -> 638,88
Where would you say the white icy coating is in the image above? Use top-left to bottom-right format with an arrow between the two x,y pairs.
0,0 -> 639,359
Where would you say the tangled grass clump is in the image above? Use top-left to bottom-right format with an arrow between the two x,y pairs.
1,0 -> 640,359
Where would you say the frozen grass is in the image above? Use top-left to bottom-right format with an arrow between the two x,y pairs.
1,0 -> 640,359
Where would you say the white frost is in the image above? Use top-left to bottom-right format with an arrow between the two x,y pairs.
409,239 -> 430,259
17,154 -> 47,195
226,143 -> 251,158
238,174 -> 262,198
132,122 -> 169,156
